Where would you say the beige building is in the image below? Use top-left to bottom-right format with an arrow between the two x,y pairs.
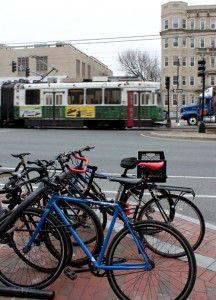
0,42 -> 112,82
161,1 -> 216,117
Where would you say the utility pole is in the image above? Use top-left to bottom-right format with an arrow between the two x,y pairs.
165,76 -> 171,127
198,58 -> 206,133
176,58 -> 180,123
137,91 -> 141,128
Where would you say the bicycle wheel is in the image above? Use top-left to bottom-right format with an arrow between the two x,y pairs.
67,177 -> 108,231
56,201 -> 104,267
106,220 -> 196,300
0,207 -> 69,289
138,194 -> 205,253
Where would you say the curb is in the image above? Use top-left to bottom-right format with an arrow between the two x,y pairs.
142,132 -> 216,141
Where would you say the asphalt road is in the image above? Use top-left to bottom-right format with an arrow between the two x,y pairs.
0,128 -> 216,224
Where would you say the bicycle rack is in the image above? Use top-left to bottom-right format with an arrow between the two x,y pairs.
0,287 -> 55,299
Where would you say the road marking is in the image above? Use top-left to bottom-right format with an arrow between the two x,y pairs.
1,168 -> 216,180
140,133 -> 216,143
104,190 -> 216,198
98,172 -> 216,180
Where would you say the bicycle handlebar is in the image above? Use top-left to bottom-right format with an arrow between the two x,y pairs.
66,154 -> 89,174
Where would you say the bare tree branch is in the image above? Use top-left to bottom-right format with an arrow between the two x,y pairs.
118,49 -> 160,81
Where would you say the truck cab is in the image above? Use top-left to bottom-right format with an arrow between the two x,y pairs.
180,87 -> 216,125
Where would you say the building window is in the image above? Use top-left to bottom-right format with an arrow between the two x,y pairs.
182,94 -> 186,106
164,38 -> 168,48
164,57 -> 169,67
182,19 -> 187,29
163,19 -> 169,30
200,37 -> 205,48
190,76 -> 195,86
210,76 -> 215,86
210,56 -> 216,67
182,76 -> 186,86
87,65 -> 91,78
210,18 -> 216,29
190,57 -> 195,67
25,89 -> 40,105
68,89 -> 84,105
82,62 -> 85,77
173,37 -> 179,47
191,94 -> 195,104
211,37 -> 216,48
182,36 -> 187,47
190,19 -> 195,30
172,94 -> 178,106
182,57 -> 187,67
173,76 -> 178,86
173,56 -> 179,66
104,88 -> 121,104
86,89 -> 102,104
190,37 -> 195,48
172,16 -> 179,29
36,56 -> 48,72
200,20 -> 206,30
18,57 -> 29,75
76,59 -> 80,77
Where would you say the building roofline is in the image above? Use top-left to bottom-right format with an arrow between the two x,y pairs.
0,42 -> 111,71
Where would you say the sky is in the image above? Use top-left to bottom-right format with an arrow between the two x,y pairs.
1,0 -> 216,75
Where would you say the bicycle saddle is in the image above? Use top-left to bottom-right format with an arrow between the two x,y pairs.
120,157 -> 137,170
137,161 -> 164,171
11,152 -> 31,159
109,176 -> 142,186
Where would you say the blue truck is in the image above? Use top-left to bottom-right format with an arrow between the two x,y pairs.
180,87 -> 216,125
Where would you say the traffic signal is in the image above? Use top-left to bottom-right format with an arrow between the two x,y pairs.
198,59 -> 206,77
11,61 -> 17,73
25,67 -> 30,77
165,76 -> 170,90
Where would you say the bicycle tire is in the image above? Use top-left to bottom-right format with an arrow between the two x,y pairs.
0,207 -> 73,272
138,194 -> 205,253
106,220 -> 196,300
0,207 -> 69,289
51,201 -> 104,267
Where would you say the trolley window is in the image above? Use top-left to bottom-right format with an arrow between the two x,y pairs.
56,94 -> 63,105
68,89 -> 84,105
86,89 -> 102,104
134,93 -> 138,106
45,94 -> 53,106
104,88 -> 121,104
25,89 -> 40,105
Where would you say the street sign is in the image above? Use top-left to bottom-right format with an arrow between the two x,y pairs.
172,89 -> 183,93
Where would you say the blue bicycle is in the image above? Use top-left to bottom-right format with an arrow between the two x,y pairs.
0,175 -> 196,300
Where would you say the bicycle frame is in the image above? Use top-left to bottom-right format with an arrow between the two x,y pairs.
23,194 -> 153,271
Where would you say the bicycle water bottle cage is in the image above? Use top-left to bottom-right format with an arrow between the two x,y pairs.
120,157 -> 137,170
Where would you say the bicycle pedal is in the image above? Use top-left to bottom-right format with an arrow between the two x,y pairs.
64,267 -> 78,281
